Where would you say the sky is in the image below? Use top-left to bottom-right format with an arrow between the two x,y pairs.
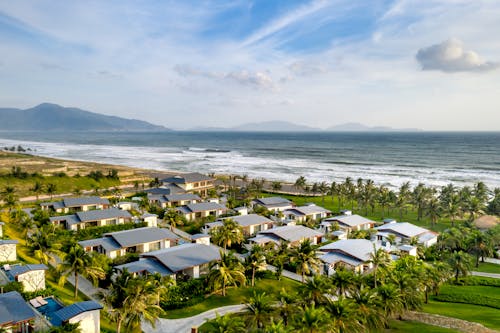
0,0 -> 499,130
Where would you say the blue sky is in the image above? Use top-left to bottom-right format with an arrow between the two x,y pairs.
0,0 -> 499,130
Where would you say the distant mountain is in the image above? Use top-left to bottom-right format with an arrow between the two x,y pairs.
191,121 -> 319,132
326,122 -> 422,132
0,103 -> 168,131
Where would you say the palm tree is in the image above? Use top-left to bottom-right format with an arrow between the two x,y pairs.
469,231 -> 493,268
324,297 -> 363,333
46,183 -> 57,199
376,283 -> 403,327
447,251 -> 473,282
295,305 -> 329,333
272,181 -> 282,192
246,290 -> 274,329
278,288 -> 297,327
27,225 -> 61,264
289,239 -> 321,282
204,313 -> 246,333
466,196 -> 484,221
58,244 -> 106,299
1,186 -> 18,213
164,208 -> 184,230
294,176 -> 307,192
299,275 -> 330,305
425,197 -> 442,227
396,182 -> 411,220
319,181 -> 329,206
443,194 -> 461,227
30,181 -> 44,201
351,286 -> 384,331
264,319 -> 293,333
412,183 -> 432,221
330,268 -> 356,297
368,245 -> 390,288
208,251 -> 246,296
245,244 -> 266,287
210,219 -> 244,250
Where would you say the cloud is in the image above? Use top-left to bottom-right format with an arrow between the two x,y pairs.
288,61 -> 329,76
416,38 -> 498,72
174,64 -> 276,90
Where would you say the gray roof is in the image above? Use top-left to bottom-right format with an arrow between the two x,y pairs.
285,205 -> 330,216
50,214 -> 80,226
259,225 -> 323,243
191,233 -> 210,240
319,239 -> 378,262
320,252 -> 364,267
254,197 -> 291,207
76,208 -> 131,222
164,193 -> 201,202
142,243 -> 221,272
180,202 -> 227,213
50,301 -> 102,325
163,172 -> 213,184
0,291 -> 37,325
116,258 -> 174,276
78,237 -> 121,252
227,214 -> 273,227
324,214 -> 374,227
105,227 -> 178,247
145,187 -> 173,195
0,239 -> 19,245
63,196 -> 109,207
7,264 -> 48,277
376,222 -> 434,238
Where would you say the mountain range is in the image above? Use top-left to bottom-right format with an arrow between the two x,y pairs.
0,103 -> 168,131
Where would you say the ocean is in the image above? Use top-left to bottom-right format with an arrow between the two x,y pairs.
0,131 -> 499,189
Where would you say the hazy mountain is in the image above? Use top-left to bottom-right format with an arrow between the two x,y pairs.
191,121 -> 319,132
326,122 -> 422,132
0,103 -> 168,131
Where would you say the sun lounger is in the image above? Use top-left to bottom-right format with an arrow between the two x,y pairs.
36,296 -> 48,306
29,298 -> 41,308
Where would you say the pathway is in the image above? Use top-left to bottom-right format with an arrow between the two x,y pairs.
471,271 -> 500,279
266,264 -> 305,283
484,257 -> 500,265
142,304 -> 247,333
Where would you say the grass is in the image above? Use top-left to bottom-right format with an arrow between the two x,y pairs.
164,276 -> 300,319
475,262 -> 500,274
385,319 -> 460,332
423,300 -> 500,330
433,284 -> 500,309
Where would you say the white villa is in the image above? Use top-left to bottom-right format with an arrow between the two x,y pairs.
49,208 -> 132,231
0,239 -> 18,262
248,225 -> 324,247
202,214 -> 274,236
162,172 -> 215,196
282,204 -> 331,223
1,264 -> 48,292
321,214 -> 376,233
148,193 -> 202,208
40,196 -> 109,213
375,222 -> 438,247
177,202 -> 228,221
252,197 -> 294,212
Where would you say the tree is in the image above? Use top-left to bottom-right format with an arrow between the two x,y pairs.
246,290 -> 274,329
46,183 -> 57,199
324,297 -> 363,333
299,275 -> 330,305
368,245 -> 391,288
294,176 -> 307,192
295,305 -> 329,333
272,181 -> 282,192
164,209 -> 184,230
1,186 -> 18,213
204,313 -> 246,333
442,194 -> 461,227
466,196 -> 484,221
210,219 -> 244,250
395,182 -> 411,220
27,225 -> 61,264
30,181 -> 44,201
351,286 -> 384,331
330,268 -> 357,297
447,251 -> 473,282
47,322 -> 81,333
245,244 -> 266,287
289,239 -> 321,283
425,197 -> 442,227
208,251 -> 246,296
412,183 -> 432,221
469,230 -> 493,268
58,244 -> 106,299
264,319 -> 293,333
376,283 -> 403,327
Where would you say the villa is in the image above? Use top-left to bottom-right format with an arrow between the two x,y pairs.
252,197 -> 294,212
1,264 -> 48,292
79,227 -> 179,259
0,291 -> 38,332
201,214 -> 274,236
0,239 -> 18,262
319,239 -> 385,275
115,243 -> 221,279
40,196 -> 110,213
162,172 -> 215,196
148,193 -> 202,208
49,208 -> 132,231
375,222 -> 438,247
321,214 -> 376,233
282,204 -> 331,223
177,202 -> 228,222
248,225 -> 324,247
49,300 -> 103,333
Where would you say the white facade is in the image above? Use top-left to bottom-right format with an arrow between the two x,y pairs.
0,243 -> 17,262
68,310 -> 101,333
17,270 -> 46,292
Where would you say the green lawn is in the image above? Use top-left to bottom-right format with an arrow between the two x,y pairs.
475,262 -> 500,274
164,277 -> 300,319
385,320 -> 460,333
423,301 -> 500,330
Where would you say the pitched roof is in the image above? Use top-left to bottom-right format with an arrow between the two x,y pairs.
76,208 -> 131,222
319,252 -> 364,267
115,258 -> 174,276
164,193 -> 201,202
285,205 -> 330,216
163,172 -> 213,184
0,291 -> 37,325
141,243 -> 221,272
259,225 -> 323,243
105,227 -> 178,247
50,301 -> 102,325
228,214 -> 273,227
324,214 -> 375,227
7,264 -> 48,277
62,196 -> 109,207
319,239 -> 377,262
253,197 -> 292,207
180,202 -> 227,213
78,237 -> 122,252
376,222 -> 433,238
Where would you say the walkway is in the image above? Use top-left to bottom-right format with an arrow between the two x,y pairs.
471,271 -> 500,279
143,304 -> 247,333
266,264 -> 305,283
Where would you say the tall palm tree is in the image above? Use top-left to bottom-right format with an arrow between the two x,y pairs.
278,288 -> 297,327
396,182 -> 411,220
330,268 -> 356,297
245,244 -> 266,287
324,297 -> 363,333
46,183 -> 57,199
376,283 -> 403,327
208,251 -> 246,296
299,275 -> 330,306
264,319 -> 293,333
425,197 -> 442,227
319,182 -> 329,206
466,196 -> 484,221
246,290 -> 274,329
58,244 -> 106,299
368,246 -> 390,288
272,181 -> 282,192
27,225 -> 61,264
351,286 -> 384,331
164,208 -> 184,230
289,239 -> 321,282
412,183 -> 432,221
30,181 -> 44,201
447,251 -> 473,282
295,305 -> 329,333
469,231 -> 493,268
442,194 -> 461,227
294,176 -> 307,192
204,313 -> 246,333
210,219 -> 244,250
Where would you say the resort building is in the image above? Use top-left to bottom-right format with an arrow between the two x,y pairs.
49,300 -> 103,333
248,225 -> 324,247
115,243 -> 221,279
40,196 -> 109,213
148,193 -> 202,208
115,201 -> 138,211
162,172 -> 215,196
375,222 -> 438,247
282,204 -> 331,223
319,239 -> 384,275
177,202 -> 228,222
0,239 -> 18,262
49,208 -> 132,231
0,291 -> 38,332
201,214 -> 274,236
78,227 -> 178,259
321,214 -> 376,233
1,264 -> 48,292
141,213 -> 158,227
252,197 -> 294,212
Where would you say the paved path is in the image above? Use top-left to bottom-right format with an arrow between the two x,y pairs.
471,271 -> 500,279
143,304 -> 247,333
484,257 -> 500,265
266,264 -> 305,283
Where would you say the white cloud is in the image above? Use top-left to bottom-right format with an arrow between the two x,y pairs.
416,38 -> 498,72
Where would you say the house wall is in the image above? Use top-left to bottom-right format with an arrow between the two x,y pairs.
68,309 -> 101,333
143,216 -> 157,227
194,237 -> 210,246
183,265 -> 200,278
17,270 -> 46,292
0,244 -> 17,262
